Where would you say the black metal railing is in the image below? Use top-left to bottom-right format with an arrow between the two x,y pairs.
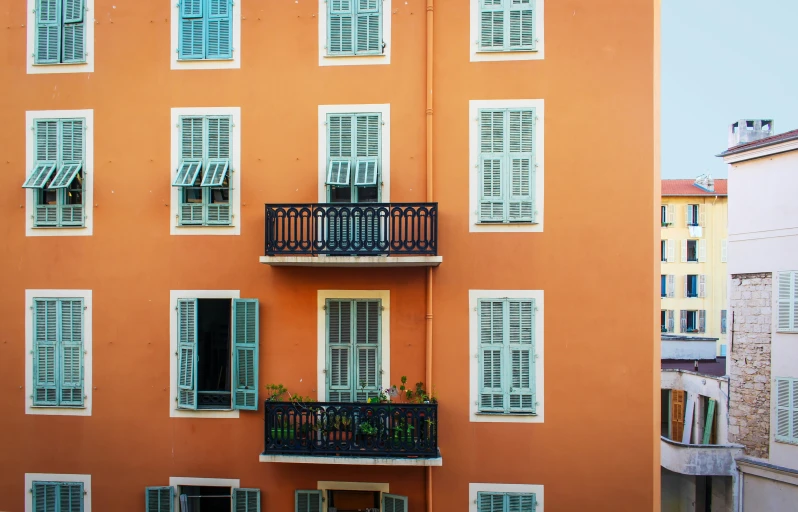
263,401 -> 438,458
264,203 -> 438,256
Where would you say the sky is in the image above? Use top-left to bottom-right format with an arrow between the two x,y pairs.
661,1 -> 798,178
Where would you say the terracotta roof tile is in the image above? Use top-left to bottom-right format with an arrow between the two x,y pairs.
662,179 -> 727,196
717,128 -> 798,157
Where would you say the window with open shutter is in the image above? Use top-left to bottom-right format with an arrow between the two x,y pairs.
295,490 -> 323,512
33,481 -> 84,512
232,488 -> 261,512
326,299 -> 381,402
478,109 -> 535,223
35,0 -> 86,65
179,0 -> 233,60
32,298 -> 84,408
23,118 -> 86,228
176,298 -> 198,409
721,310 -> 727,334
326,113 -> 381,200
174,116 -> 232,226
698,310 -> 706,333
328,0 -> 383,56
478,298 -> 536,414
146,486 -> 174,512
667,310 -> 675,333
698,275 -> 706,298
477,491 -> 537,512
382,494 -> 408,512
775,377 -> 798,444
232,299 -> 259,410
777,271 -> 798,333
479,0 -> 536,52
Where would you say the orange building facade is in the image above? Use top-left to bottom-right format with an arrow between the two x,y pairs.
0,1 -> 659,511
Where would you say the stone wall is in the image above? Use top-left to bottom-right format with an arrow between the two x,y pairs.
728,272 -> 772,458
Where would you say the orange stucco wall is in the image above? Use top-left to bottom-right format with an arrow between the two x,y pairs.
0,1 -> 658,511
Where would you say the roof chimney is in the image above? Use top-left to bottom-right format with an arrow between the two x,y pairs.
694,173 -> 714,193
728,119 -> 774,148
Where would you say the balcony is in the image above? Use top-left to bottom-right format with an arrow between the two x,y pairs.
260,203 -> 442,267
260,401 -> 442,466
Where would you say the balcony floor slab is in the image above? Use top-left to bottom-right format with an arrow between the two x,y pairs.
259,449 -> 443,466
259,256 -> 443,267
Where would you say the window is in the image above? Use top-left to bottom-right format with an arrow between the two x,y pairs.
776,377 -> 798,445
661,240 -> 667,262
326,299 -> 382,402
295,488 -> 406,512
175,297 -> 259,411
680,310 -> 705,333
326,113 -> 382,203
478,299 -> 536,414
661,275 -> 667,298
23,118 -> 85,228
145,487 -> 174,512
478,0 -> 536,52
326,0 -> 383,56
478,108 -> 536,224
685,275 -> 698,298
777,271 -> 798,333
686,204 -> 700,226
177,0 -> 233,60
171,485 -> 259,512
478,492 -> 537,512
33,0 -> 86,65
661,204 -> 673,226
665,275 -> 674,298
25,474 -> 91,512
682,239 -> 706,263
661,310 -> 674,333
721,310 -> 727,334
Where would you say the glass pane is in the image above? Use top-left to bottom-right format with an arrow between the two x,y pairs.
67,171 -> 83,205
184,188 -> 202,203
330,185 -> 352,203
357,185 -> 379,203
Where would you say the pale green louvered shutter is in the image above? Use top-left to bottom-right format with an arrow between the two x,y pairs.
508,493 -> 537,511
507,109 -> 535,222
354,114 -> 381,248
478,300 -> 505,412
24,120 -> 59,189
62,0 -> 85,63
382,494 -> 408,512
32,481 -> 58,512
480,0 -> 505,50
176,298 -> 198,409
777,271 -> 798,332
232,488 -> 260,512
327,299 -> 353,402
146,487 -> 174,512
33,299 -> 59,406
36,0 -> 61,64
59,299 -> 84,406
479,110 -> 506,222
179,0 -> 205,59
508,299 -> 535,413
775,378 -> 791,443
326,115 -> 354,249
205,116 -> 232,224
477,492 -> 504,512
355,299 -> 381,401
328,0 -> 354,55
176,117 -> 204,224
59,482 -> 84,512
207,0 -> 233,59
232,299 -> 259,410
56,119 -> 85,226
295,490 -> 323,512
508,0 -> 535,50
356,0 -> 382,54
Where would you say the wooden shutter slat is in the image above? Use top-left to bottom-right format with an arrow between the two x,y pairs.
478,299 -> 505,412
207,0 -> 233,60
59,482 -> 84,512
23,162 -> 58,189
146,486 -> 174,512
326,159 -> 352,185
36,0 -> 61,64
33,299 -> 59,406
59,299 -> 84,406
232,299 -> 259,410
173,159 -> 203,187
327,300 -> 353,402
233,488 -> 261,512
382,494 -> 408,512
200,158 -> 230,187
295,490 -> 323,512
328,1 -> 355,54
176,298 -> 198,409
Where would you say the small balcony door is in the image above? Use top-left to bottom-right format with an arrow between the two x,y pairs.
326,299 -> 382,402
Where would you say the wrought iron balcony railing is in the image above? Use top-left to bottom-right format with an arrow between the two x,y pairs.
264,203 -> 438,256
263,401 -> 439,458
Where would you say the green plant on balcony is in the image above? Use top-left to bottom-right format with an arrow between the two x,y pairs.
358,422 -> 379,438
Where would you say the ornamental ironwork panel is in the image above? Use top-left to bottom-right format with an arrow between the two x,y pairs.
265,203 -> 438,256
263,401 -> 438,458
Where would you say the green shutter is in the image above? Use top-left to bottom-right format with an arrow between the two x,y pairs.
59,299 -> 84,406
36,0 -> 61,63
354,300 -> 381,401
326,160 -> 352,185
479,110 -> 506,222
36,120 -> 59,161
328,0 -> 354,54
508,0 -> 535,50
146,487 -> 174,512
355,0 -> 382,54
232,488 -> 260,512
479,0 -> 505,50
179,0 -> 205,60
48,163 -> 82,189
507,493 -> 537,512
327,299 -> 353,402
181,117 -> 205,159
507,299 -> 535,413
232,299 -> 259,410
702,399 -> 716,444
777,272 -> 798,332
295,490 -> 323,512
507,109 -> 535,222
60,119 -> 84,162
355,114 -> 380,157
207,116 -> 231,158
477,492 -> 504,512
62,0 -> 85,63
775,378 -> 798,443
207,0 -> 233,59
174,160 -> 203,187
480,0 -> 535,52
23,162 -> 58,189
382,494 -> 408,512
60,482 -> 84,512
33,299 -> 59,406
328,114 -> 354,159
478,299 -> 505,412
176,298 -> 198,409
33,482 -> 58,512
200,159 -> 230,187
354,158 -> 379,186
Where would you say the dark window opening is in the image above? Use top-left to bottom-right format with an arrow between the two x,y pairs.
661,240 -> 667,262
687,275 -> 698,298
687,240 -> 698,262
686,311 -> 697,332
197,299 -> 232,410
179,486 -> 231,512
330,184 -> 352,203
661,205 -> 667,224
661,389 -> 670,437
661,276 -> 667,298
326,490 -> 381,512
688,204 -> 700,226
661,310 -> 667,332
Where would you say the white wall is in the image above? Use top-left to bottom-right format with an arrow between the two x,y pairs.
662,339 -> 717,361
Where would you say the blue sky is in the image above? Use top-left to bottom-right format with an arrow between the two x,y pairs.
661,1 -> 798,178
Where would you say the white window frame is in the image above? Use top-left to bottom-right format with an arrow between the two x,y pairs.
26,0 -> 95,74
318,0 -> 392,67
170,0 -> 242,70
318,104 -> 391,203
25,110 -> 94,237
25,289 -> 92,416
316,481 -> 390,512
469,483 -> 544,512
169,477 -> 241,511
469,290 -> 544,423
317,290 -> 390,401
170,107 -> 241,235
469,0 -> 545,63
25,473 -> 92,512
469,99 -> 544,233
169,290 -> 241,418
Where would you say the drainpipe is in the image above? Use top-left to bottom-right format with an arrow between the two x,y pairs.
425,1 -> 434,512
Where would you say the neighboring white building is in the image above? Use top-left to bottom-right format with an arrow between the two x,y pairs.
718,120 -> 798,511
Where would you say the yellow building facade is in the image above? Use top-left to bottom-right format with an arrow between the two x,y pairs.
661,176 -> 729,355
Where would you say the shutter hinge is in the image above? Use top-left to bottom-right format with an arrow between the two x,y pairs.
381,306 -> 385,311
322,305 -> 327,310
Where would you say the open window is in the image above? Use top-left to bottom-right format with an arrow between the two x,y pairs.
150,485 -> 259,512
294,489 -> 408,512
176,298 -> 259,411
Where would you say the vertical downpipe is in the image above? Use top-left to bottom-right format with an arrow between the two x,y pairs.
425,1 -> 435,512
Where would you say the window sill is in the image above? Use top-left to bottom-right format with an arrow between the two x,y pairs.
476,221 -> 538,225
33,61 -> 87,66
324,53 -> 386,58
176,224 -> 234,228
476,48 -> 537,54
775,330 -> 798,334
30,405 -> 85,409
176,58 -> 234,62
33,225 -> 86,229
475,411 -> 537,417
775,438 -> 798,446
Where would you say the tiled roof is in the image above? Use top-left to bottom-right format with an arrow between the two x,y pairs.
662,358 -> 727,377
662,179 -> 727,196
717,128 -> 798,157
